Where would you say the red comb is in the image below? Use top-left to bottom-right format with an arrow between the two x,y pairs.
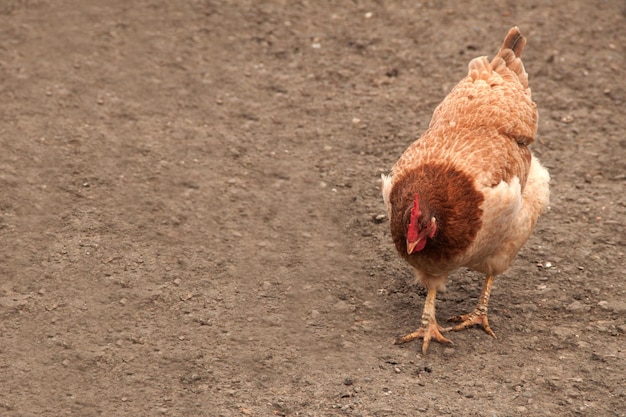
407,194 -> 421,241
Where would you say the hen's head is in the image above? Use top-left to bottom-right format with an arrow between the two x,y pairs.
406,193 -> 437,254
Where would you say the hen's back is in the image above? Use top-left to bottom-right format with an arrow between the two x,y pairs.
391,27 -> 536,191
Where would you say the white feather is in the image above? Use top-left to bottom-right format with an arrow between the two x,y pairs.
381,173 -> 393,217
467,155 -> 550,275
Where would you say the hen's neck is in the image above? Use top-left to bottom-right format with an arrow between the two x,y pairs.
390,162 -> 484,262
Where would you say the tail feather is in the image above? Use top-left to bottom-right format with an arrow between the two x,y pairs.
499,26 -> 526,58
490,26 -> 529,89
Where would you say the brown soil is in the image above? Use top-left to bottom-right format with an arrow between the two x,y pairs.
1,1 -> 625,416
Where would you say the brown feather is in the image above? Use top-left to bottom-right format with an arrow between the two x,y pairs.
389,163 -> 483,266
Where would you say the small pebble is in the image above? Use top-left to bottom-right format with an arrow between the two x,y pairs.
333,300 -> 354,312
566,300 -> 590,312
443,348 -> 455,357
605,300 -> 626,313
373,214 -> 386,223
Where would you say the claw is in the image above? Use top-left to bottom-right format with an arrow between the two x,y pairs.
448,311 -> 497,338
395,322 -> 453,354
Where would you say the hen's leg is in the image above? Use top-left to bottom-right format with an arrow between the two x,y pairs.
448,275 -> 497,338
394,285 -> 452,354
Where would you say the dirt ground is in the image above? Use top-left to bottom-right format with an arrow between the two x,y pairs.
1,1 -> 625,416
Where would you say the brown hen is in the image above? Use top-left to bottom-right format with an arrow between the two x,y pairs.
381,27 -> 550,354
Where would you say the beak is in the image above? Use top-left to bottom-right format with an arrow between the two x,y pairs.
407,239 -> 421,254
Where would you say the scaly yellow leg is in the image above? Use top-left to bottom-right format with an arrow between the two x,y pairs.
394,285 -> 452,354
449,275 -> 497,338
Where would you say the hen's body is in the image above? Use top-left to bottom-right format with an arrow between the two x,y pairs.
381,27 -> 550,353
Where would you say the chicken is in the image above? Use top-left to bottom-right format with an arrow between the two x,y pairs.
381,27 -> 550,354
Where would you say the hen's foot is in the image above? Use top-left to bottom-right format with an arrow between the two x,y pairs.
448,310 -> 497,338
394,321 -> 453,354
448,275 -> 497,338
